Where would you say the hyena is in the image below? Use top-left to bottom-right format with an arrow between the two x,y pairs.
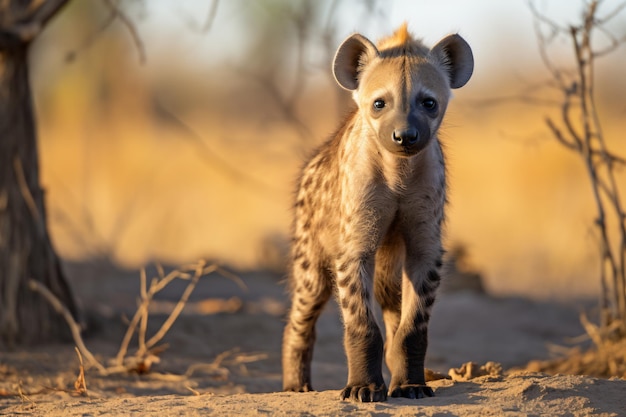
282,24 -> 473,402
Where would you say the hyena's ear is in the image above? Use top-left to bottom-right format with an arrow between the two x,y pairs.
333,33 -> 379,91
430,34 -> 474,89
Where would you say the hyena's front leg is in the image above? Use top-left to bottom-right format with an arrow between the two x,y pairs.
387,245 -> 442,399
335,254 -> 386,402
373,235 -> 403,374
282,257 -> 332,392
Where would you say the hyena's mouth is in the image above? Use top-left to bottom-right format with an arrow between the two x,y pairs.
402,144 -> 423,156
382,144 -> 424,158
396,140 -> 429,157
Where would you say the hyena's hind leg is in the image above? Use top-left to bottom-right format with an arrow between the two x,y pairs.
282,256 -> 332,392
373,235 -> 403,375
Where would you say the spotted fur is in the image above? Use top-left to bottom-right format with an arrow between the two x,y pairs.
282,25 -> 473,402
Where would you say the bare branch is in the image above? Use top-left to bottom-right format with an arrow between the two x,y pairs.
28,280 -> 107,375
138,267 -> 148,356
528,0 -> 626,333
115,261 -> 242,370
115,294 -> 148,366
144,263 -> 214,351
0,0 -> 69,47
545,117 -> 579,151
546,117 -> 626,166
21,0 -> 70,28
101,0 -> 146,64
29,259 -> 242,377
592,26 -> 626,58
202,0 -> 220,32
13,157 -> 42,233
600,150 -> 626,166
595,1 -> 626,25
560,90 -> 584,149
212,266 -> 247,291
65,9 -> 116,63
595,170 -> 626,212
530,7 -> 567,89
527,0 -> 568,33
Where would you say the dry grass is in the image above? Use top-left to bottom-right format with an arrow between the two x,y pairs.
0,347 -> 90,399
524,339 -> 626,379
522,314 -> 626,379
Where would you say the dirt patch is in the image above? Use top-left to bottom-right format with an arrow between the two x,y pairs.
1,261 -> 622,415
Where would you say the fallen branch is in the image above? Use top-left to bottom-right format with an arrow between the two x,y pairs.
27,279 -> 107,375
143,263 -> 212,354
28,260 -> 245,380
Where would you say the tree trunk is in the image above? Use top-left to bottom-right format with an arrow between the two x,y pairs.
0,10 -> 78,347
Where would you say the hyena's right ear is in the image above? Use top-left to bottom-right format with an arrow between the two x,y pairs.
333,34 -> 379,91
430,34 -> 474,89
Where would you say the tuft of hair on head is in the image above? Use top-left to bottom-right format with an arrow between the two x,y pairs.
377,22 -> 412,50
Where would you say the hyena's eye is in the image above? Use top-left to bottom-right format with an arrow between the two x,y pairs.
421,98 -> 437,112
373,99 -> 386,110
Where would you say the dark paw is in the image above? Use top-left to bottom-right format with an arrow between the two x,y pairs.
389,384 -> 434,399
283,383 -> 313,393
339,383 -> 388,402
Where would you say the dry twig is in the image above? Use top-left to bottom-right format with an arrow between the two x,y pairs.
27,279 -> 107,374
73,347 -> 89,396
111,261 -> 243,373
202,0 -> 220,32
101,0 -> 146,64
64,0 -> 146,64
29,260 -> 239,379
64,8 -> 116,63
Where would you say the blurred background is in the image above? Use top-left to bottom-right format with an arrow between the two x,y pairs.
30,0 -> 625,300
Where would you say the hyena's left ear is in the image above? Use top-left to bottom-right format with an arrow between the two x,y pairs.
333,33 -> 379,91
430,34 -> 474,89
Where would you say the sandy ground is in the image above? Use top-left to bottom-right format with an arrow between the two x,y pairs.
1,261 -> 625,416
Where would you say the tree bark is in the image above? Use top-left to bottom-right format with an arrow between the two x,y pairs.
0,0 -> 77,348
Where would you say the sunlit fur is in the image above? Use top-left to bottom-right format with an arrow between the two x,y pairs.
377,22 -> 423,53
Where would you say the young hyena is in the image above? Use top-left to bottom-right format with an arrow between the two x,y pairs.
282,24 -> 473,402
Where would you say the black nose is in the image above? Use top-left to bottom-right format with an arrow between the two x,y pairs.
392,128 -> 418,145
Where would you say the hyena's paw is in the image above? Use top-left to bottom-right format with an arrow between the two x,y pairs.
339,383 -> 388,402
283,383 -> 313,393
389,384 -> 434,399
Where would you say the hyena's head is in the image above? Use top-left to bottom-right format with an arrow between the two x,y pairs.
333,24 -> 473,157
